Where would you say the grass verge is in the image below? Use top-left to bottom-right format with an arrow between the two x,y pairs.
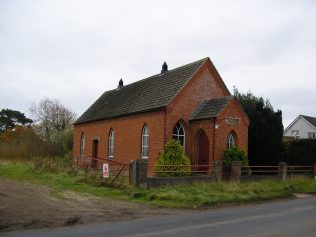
1,161 -> 316,208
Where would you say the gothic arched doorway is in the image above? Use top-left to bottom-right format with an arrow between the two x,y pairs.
198,132 -> 209,173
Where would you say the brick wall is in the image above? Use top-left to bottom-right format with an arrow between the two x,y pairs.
73,110 -> 165,166
214,98 -> 249,161
165,62 -> 242,164
165,63 -> 230,160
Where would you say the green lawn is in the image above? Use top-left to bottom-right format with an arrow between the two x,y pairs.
1,161 -> 316,208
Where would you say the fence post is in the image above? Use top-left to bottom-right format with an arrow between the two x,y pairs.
212,160 -> 223,182
314,163 -> 316,180
278,162 -> 287,181
231,161 -> 242,182
130,160 -> 137,185
129,159 -> 148,187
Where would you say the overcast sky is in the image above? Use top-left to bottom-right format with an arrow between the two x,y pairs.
1,0 -> 315,127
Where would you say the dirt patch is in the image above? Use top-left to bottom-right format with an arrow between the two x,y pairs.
293,193 -> 313,199
0,178 -> 190,232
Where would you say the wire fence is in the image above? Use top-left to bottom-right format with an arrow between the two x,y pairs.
241,165 -> 314,175
76,156 -> 130,182
75,157 -> 316,183
287,166 -> 314,173
147,164 -> 214,177
241,166 -> 279,175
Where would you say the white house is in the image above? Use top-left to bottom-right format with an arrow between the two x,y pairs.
284,115 -> 316,139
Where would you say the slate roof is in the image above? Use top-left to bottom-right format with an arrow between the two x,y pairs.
190,96 -> 234,121
301,115 -> 316,128
75,58 -> 208,124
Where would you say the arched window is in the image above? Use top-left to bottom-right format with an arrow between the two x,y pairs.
226,133 -> 235,149
108,129 -> 114,158
172,122 -> 185,149
80,133 -> 85,156
141,124 -> 149,158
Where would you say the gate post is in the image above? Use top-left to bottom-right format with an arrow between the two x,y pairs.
231,161 -> 242,182
314,163 -> 316,180
130,159 -> 148,187
278,162 -> 287,181
212,160 -> 223,182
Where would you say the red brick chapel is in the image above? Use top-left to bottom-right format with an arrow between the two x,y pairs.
73,57 -> 249,169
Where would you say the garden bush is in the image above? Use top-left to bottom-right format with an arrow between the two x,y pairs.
154,140 -> 191,176
223,146 -> 248,167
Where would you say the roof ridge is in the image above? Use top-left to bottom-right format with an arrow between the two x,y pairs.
300,114 -> 316,119
206,95 -> 234,102
118,57 -> 209,89
190,96 -> 234,121
214,96 -> 234,117
190,100 -> 208,120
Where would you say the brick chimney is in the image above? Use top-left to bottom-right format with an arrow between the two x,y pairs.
161,61 -> 168,74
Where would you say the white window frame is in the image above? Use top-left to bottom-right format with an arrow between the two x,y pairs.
80,133 -> 85,156
291,130 -> 299,137
172,122 -> 185,150
141,124 -> 149,159
226,133 -> 235,149
108,129 -> 114,158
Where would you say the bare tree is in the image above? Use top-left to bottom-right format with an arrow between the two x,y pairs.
29,98 -> 76,143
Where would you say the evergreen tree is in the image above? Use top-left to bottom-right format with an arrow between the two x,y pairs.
234,88 -> 283,165
0,109 -> 33,133
155,140 -> 191,176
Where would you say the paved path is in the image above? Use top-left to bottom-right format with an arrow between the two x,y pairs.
2,196 -> 316,237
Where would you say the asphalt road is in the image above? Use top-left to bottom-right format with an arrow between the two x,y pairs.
2,196 -> 316,237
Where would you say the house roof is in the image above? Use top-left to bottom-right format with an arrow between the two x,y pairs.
190,96 -> 234,121
300,115 -> 316,128
283,114 -> 316,133
75,58 -> 208,124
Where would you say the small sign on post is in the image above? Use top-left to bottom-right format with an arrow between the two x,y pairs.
103,163 -> 109,178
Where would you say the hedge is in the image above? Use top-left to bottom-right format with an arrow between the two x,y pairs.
283,139 -> 316,165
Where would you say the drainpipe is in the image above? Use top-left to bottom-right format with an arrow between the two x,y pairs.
163,108 -> 167,144
212,118 -> 216,161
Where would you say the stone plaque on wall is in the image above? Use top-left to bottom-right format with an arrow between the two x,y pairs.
226,117 -> 240,125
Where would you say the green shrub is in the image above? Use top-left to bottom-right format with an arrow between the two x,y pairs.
283,139 -> 316,165
223,146 -> 248,167
154,140 -> 191,176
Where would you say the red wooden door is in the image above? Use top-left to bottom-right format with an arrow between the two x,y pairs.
92,140 -> 98,168
198,132 -> 209,173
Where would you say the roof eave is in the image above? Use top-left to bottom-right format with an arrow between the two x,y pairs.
74,106 -> 166,125
189,115 -> 217,122
231,96 -> 250,123
300,115 -> 316,130
284,115 -> 301,133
